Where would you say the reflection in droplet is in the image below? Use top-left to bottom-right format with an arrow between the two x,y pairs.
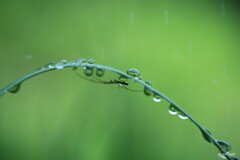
144,81 -> 152,96
84,67 -> 93,76
168,104 -> 178,115
96,68 -> 105,77
178,112 -> 188,120
153,93 -> 162,102
127,68 -> 140,77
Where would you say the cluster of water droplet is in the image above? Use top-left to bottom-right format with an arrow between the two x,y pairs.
168,104 -> 188,120
82,59 -> 105,77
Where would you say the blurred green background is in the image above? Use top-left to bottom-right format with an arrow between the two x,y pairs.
0,0 -> 240,160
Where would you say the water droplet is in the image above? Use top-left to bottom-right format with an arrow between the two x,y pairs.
168,104 -> 178,115
84,67 -> 93,76
43,62 -> 55,68
73,58 -> 86,65
153,93 -> 162,102
96,68 -> 105,77
136,76 -> 143,80
178,112 -> 188,120
217,140 -> 231,153
201,129 -> 213,143
127,68 -> 140,77
119,75 -> 128,82
144,81 -> 152,96
144,87 -> 152,96
60,60 -> 67,64
9,83 -> 21,94
56,60 -> 67,70
87,59 -> 95,64
145,81 -> 152,85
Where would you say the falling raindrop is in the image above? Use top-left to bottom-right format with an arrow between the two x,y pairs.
87,59 -> 95,64
201,129 -> 213,143
217,140 -> 231,153
127,68 -> 140,77
84,67 -> 93,76
144,81 -> 152,96
168,104 -> 178,115
8,83 -> 21,94
178,112 -> 188,120
96,68 -> 105,77
153,93 -> 162,102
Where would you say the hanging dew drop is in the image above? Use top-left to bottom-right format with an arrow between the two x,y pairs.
168,104 -> 178,115
153,93 -> 162,102
87,59 -> 95,64
96,68 -> 105,77
178,112 -> 188,120
8,83 -> 21,94
201,129 -> 213,143
84,67 -> 93,76
127,68 -> 140,77
144,81 -> 152,96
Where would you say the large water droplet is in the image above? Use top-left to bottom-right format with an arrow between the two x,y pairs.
127,68 -> 140,77
217,140 -> 231,153
168,104 -> 178,115
96,68 -> 105,77
9,83 -> 21,94
87,59 -> 95,64
178,112 -> 188,120
153,93 -> 162,102
84,67 -> 93,76
201,129 -> 213,143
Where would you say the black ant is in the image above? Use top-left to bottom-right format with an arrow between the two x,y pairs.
76,72 -> 142,92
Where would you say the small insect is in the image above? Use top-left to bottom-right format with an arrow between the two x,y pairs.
76,72 -> 141,92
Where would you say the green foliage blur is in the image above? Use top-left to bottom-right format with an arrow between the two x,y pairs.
0,0 -> 240,160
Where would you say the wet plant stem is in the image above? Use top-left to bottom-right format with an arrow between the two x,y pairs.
0,60 -> 238,160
